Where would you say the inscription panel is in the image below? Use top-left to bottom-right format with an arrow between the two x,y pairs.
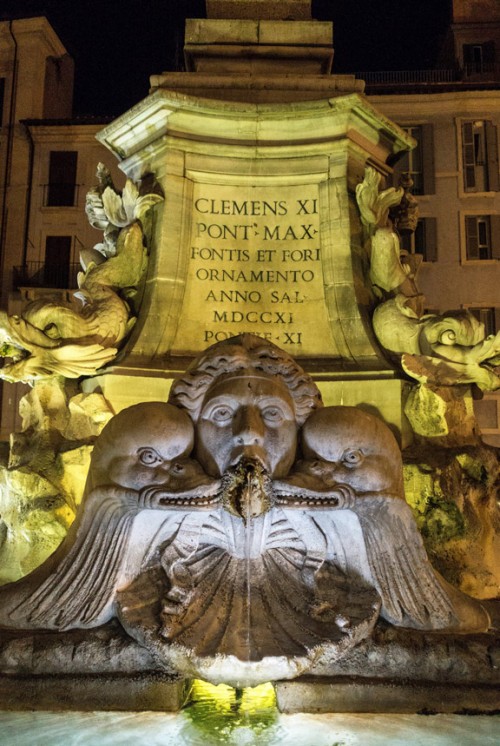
172,181 -> 336,356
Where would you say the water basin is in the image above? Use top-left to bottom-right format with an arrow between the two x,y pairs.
1,679 -> 498,745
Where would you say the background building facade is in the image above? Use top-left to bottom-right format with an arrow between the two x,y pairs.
0,18 -> 122,437
0,4 -> 499,444
364,0 -> 500,445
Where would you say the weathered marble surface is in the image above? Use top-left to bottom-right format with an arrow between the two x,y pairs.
0,621 -> 498,713
0,622 -> 162,675
95,90 -> 410,367
308,622 -> 500,684
275,679 -> 500,714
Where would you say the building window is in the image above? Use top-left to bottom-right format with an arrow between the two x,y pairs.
465,215 -> 500,261
393,124 -> 435,195
468,307 -> 500,338
463,41 -> 496,76
46,151 -> 78,206
462,121 -> 499,192
465,215 -> 490,259
400,217 -> 437,261
44,235 -> 71,287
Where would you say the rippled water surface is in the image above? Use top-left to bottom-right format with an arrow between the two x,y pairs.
1,680 -> 498,745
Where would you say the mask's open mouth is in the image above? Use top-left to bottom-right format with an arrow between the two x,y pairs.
221,458 -> 274,521
272,473 -> 356,510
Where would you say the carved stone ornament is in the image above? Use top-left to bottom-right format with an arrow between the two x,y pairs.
0,336 -> 491,687
0,166 -> 163,384
357,166 -> 500,394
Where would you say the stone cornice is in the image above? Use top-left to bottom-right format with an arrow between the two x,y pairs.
96,89 -> 413,163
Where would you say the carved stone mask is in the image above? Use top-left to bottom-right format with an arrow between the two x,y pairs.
195,372 -> 298,477
87,402 -> 195,491
300,406 -> 404,496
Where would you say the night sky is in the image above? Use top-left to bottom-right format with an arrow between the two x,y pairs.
2,0 -> 452,117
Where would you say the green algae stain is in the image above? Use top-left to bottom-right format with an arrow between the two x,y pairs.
403,463 -> 465,544
456,453 -> 488,484
418,495 -> 465,543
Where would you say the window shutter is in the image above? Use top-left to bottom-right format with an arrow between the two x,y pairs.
485,122 -> 499,191
421,124 -> 435,194
465,216 -> 479,259
462,122 -> 476,190
392,150 -> 409,189
483,41 -> 496,65
494,307 -> 500,334
463,44 -> 474,65
490,214 -> 500,259
423,217 -> 438,261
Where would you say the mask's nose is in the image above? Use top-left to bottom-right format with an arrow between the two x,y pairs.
233,405 -> 265,446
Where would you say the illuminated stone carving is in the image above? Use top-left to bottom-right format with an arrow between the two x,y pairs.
0,336 -> 491,687
0,402 -> 219,628
0,167 -> 163,383
276,406 -> 489,631
357,166 -> 500,439
0,379 -> 114,585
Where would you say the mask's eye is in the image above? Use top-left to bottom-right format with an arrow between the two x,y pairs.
210,405 -> 233,423
342,449 -> 363,467
261,406 -> 284,424
138,447 -> 163,466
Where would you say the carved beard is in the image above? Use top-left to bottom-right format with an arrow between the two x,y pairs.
220,458 -> 274,522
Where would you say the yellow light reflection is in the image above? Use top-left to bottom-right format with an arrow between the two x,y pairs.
191,679 -> 276,714
184,680 -> 279,743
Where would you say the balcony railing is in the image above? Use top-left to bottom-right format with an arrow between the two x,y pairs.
357,69 -> 458,86
356,64 -> 499,87
462,62 -> 500,79
13,262 -> 80,290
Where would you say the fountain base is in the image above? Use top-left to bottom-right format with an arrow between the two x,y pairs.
0,622 -> 498,713
0,672 -> 189,713
0,623 -> 188,711
275,677 -> 500,715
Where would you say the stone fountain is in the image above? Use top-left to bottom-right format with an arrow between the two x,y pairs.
0,0 -> 498,714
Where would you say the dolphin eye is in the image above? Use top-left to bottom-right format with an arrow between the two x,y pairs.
172,462 -> 185,473
342,449 -> 363,467
138,447 -> 163,466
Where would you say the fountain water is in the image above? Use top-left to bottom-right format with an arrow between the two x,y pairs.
0,692 -> 498,746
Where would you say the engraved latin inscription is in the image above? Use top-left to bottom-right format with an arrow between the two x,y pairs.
172,182 -> 335,355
